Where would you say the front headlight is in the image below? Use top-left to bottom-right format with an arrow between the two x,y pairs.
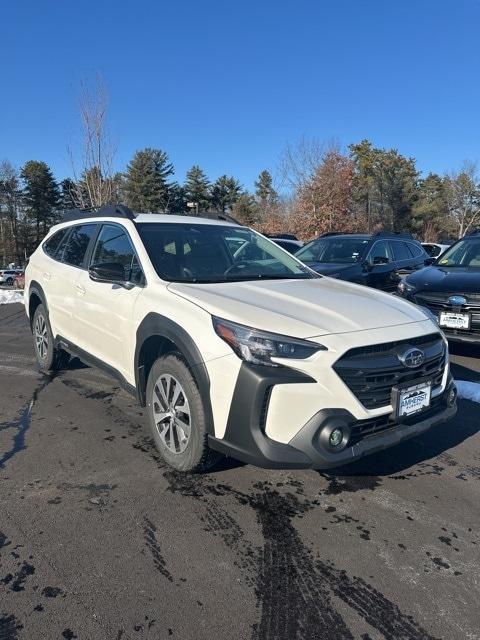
397,280 -> 417,296
212,316 -> 326,367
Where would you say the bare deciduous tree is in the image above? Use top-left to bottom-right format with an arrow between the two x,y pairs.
277,136 -> 340,192
444,161 -> 480,237
68,75 -> 117,209
0,161 -> 23,264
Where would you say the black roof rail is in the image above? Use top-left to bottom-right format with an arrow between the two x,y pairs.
185,210 -> 242,225
62,204 -> 136,223
373,230 -> 413,239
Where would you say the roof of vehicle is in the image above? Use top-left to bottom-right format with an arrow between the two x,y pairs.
307,233 -> 371,241
316,230 -> 416,240
134,213 -> 237,226
265,233 -> 299,240
61,204 -> 241,227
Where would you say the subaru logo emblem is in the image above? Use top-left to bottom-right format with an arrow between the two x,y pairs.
448,295 -> 467,306
398,348 -> 425,369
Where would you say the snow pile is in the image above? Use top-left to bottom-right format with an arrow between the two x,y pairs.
456,380 -> 480,404
0,289 -> 24,305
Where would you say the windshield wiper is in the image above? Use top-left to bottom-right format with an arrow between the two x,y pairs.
224,273 -> 312,281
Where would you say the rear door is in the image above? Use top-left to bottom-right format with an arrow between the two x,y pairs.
407,241 -> 429,270
390,240 -> 417,287
41,224 -> 98,341
73,223 -> 144,379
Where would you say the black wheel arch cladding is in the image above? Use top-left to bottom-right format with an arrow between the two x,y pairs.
135,313 -> 215,434
28,281 -> 49,326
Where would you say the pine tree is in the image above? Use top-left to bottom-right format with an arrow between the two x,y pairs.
184,165 -> 211,211
231,193 -> 259,225
124,148 -> 174,212
411,173 -> 452,240
210,175 -> 242,212
165,182 -> 187,213
350,140 -> 418,232
21,161 -> 60,244
60,178 -> 78,210
254,170 -> 277,207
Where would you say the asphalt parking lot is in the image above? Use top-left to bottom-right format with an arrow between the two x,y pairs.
1,303 -> 480,640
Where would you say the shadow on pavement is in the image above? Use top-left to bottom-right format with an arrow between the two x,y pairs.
451,361 -> 480,382
449,340 -> 480,360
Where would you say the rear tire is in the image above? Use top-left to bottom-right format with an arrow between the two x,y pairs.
146,354 -> 221,473
6,277 -> 13,286
32,304 -> 70,372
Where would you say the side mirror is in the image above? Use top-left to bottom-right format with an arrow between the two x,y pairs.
372,255 -> 390,266
89,262 -> 133,289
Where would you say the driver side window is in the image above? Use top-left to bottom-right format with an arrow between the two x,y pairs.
91,224 -> 144,284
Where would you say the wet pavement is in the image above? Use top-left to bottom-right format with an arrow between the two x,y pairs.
1,303 -> 479,640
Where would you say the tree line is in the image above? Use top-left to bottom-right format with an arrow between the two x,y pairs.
1,138 -> 479,266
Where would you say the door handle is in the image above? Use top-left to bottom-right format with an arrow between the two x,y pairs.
75,284 -> 86,295
43,272 -> 52,281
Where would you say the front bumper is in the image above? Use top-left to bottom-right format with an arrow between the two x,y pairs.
208,362 -> 457,470
400,291 -> 480,343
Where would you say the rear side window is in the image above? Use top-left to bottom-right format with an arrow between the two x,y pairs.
392,241 -> 413,261
62,224 -> 97,267
91,224 -> 143,284
43,228 -> 69,259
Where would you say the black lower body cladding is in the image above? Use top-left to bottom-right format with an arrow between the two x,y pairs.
207,362 -> 457,470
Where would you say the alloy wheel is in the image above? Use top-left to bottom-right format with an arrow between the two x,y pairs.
34,313 -> 48,361
152,374 -> 191,454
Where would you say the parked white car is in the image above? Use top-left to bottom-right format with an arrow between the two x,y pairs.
25,205 -> 457,472
421,242 -> 451,259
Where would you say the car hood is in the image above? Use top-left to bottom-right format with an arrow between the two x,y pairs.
406,266 -> 480,292
168,278 -> 429,338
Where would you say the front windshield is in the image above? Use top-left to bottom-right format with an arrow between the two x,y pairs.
137,223 -> 315,283
437,237 -> 480,268
296,237 -> 369,264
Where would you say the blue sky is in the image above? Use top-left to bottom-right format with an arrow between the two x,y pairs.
1,0 -> 479,191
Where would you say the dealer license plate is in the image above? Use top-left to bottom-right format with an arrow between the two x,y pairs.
439,311 -> 470,330
396,381 -> 432,419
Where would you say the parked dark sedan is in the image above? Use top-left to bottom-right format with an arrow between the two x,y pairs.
397,231 -> 480,342
295,231 -> 430,292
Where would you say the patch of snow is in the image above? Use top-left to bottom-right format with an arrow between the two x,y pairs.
0,290 -> 24,305
455,380 -> 480,404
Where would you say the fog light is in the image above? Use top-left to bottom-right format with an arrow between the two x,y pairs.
447,386 -> 457,407
329,428 -> 343,447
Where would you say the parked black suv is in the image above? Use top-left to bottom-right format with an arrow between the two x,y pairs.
295,231 -> 430,292
397,230 -> 480,343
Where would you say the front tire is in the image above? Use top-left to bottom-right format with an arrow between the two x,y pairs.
146,354 -> 220,473
32,304 -> 70,372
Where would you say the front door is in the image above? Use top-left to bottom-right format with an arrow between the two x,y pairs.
73,223 -> 144,381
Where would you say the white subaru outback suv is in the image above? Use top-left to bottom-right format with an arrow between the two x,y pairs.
25,205 -> 457,472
